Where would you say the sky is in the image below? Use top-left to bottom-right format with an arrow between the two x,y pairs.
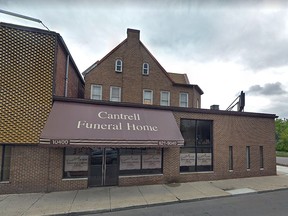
1,0 -> 288,118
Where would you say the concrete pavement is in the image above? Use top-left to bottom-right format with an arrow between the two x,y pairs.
1,166 -> 288,216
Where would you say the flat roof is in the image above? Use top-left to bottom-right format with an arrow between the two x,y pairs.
53,96 -> 277,119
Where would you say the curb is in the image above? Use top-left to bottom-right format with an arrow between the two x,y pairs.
51,187 -> 288,216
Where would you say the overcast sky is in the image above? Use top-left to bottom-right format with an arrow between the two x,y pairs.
1,0 -> 288,118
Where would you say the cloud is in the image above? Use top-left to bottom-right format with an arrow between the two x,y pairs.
1,0 -> 288,118
259,95 -> 288,118
3,0 -> 288,72
246,82 -> 287,96
140,4 -> 288,71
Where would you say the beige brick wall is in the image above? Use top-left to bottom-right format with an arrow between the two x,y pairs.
0,145 -> 87,194
174,111 -> 276,182
0,109 -> 276,194
115,110 -> 276,186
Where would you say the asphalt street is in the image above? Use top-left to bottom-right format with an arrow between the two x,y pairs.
92,189 -> 288,216
276,157 -> 288,166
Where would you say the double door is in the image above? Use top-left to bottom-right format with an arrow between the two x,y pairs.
88,148 -> 119,187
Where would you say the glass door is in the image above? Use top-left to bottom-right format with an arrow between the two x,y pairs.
88,148 -> 119,187
89,148 -> 103,186
104,148 -> 119,186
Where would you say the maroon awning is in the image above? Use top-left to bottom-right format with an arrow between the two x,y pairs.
40,101 -> 184,148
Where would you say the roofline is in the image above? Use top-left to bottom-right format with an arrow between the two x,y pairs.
0,22 -> 84,85
184,74 -> 190,84
0,22 -> 57,36
167,72 -> 190,85
82,39 -> 127,77
57,35 -> 85,84
139,41 -> 176,84
173,83 -> 204,95
81,33 -> 176,86
81,30 -> 204,95
53,96 -> 277,119
82,61 -> 99,76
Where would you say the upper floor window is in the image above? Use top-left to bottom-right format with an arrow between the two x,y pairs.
197,99 -> 200,108
160,91 -> 170,106
110,86 -> 121,102
179,93 -> 188,107
115,59 -> 123,72
142,63 -> 149,75
143,89 -> 153,105
91,84 -> 102,100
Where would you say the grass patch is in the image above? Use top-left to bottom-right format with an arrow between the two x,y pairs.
276,151 -> 288,157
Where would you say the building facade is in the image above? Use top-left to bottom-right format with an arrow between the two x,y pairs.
0,23 -> 85,193
83,29 -> 203,108
0,24 -> 277,194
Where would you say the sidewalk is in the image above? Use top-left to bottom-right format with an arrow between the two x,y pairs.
1,166 -> 288,216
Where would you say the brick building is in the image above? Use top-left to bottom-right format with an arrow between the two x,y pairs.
0,23 -> 277,194
83,29 -> 203,108
0,23 -> 85,193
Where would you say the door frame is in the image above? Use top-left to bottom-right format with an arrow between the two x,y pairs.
88,148 -> 119,187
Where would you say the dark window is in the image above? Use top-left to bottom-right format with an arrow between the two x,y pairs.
119,148 -> 162,175
260,146 -> 264,169
63,148 -> 89,178
180,119 -> 213,172
246,146 -> 251,170
229,146 -> 233,171
0,145 -> 11,181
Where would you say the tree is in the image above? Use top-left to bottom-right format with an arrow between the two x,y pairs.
275,119 -> 288,152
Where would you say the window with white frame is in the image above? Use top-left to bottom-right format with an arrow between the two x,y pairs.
110,86 -> 121,102
160,91 -> 170,106
142,63 -> 149,75
197,99 -> 200,108
179,93 -> 188,107
143,89 -> 153,105
91,85 -> 102,100
115,59 -> 123,72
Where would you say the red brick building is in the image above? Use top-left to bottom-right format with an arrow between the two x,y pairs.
0,23 -> 277,194
83,29 -> 203,108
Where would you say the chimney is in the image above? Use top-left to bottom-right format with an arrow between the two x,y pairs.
127,28 -> 140,45
210,105 -> 219,110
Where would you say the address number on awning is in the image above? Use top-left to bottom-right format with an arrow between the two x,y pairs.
158,140 -> 178,146
50,139 -> 70,145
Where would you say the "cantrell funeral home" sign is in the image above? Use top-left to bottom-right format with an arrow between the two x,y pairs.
40,101 -> 184,148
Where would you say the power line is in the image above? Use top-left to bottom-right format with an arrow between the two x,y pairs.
0,9 -> 50,31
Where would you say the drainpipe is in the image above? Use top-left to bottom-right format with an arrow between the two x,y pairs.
64,55 -> 70,97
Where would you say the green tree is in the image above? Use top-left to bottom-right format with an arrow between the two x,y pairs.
275,118 -> 288,152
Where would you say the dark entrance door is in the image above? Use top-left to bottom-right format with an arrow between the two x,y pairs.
89,148 -> 119,187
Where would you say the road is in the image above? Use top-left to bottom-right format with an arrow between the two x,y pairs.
277,157 -> 288,166
90,189 -> 288,216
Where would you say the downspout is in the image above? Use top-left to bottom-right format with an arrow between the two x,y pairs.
64,55 -> 70,97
